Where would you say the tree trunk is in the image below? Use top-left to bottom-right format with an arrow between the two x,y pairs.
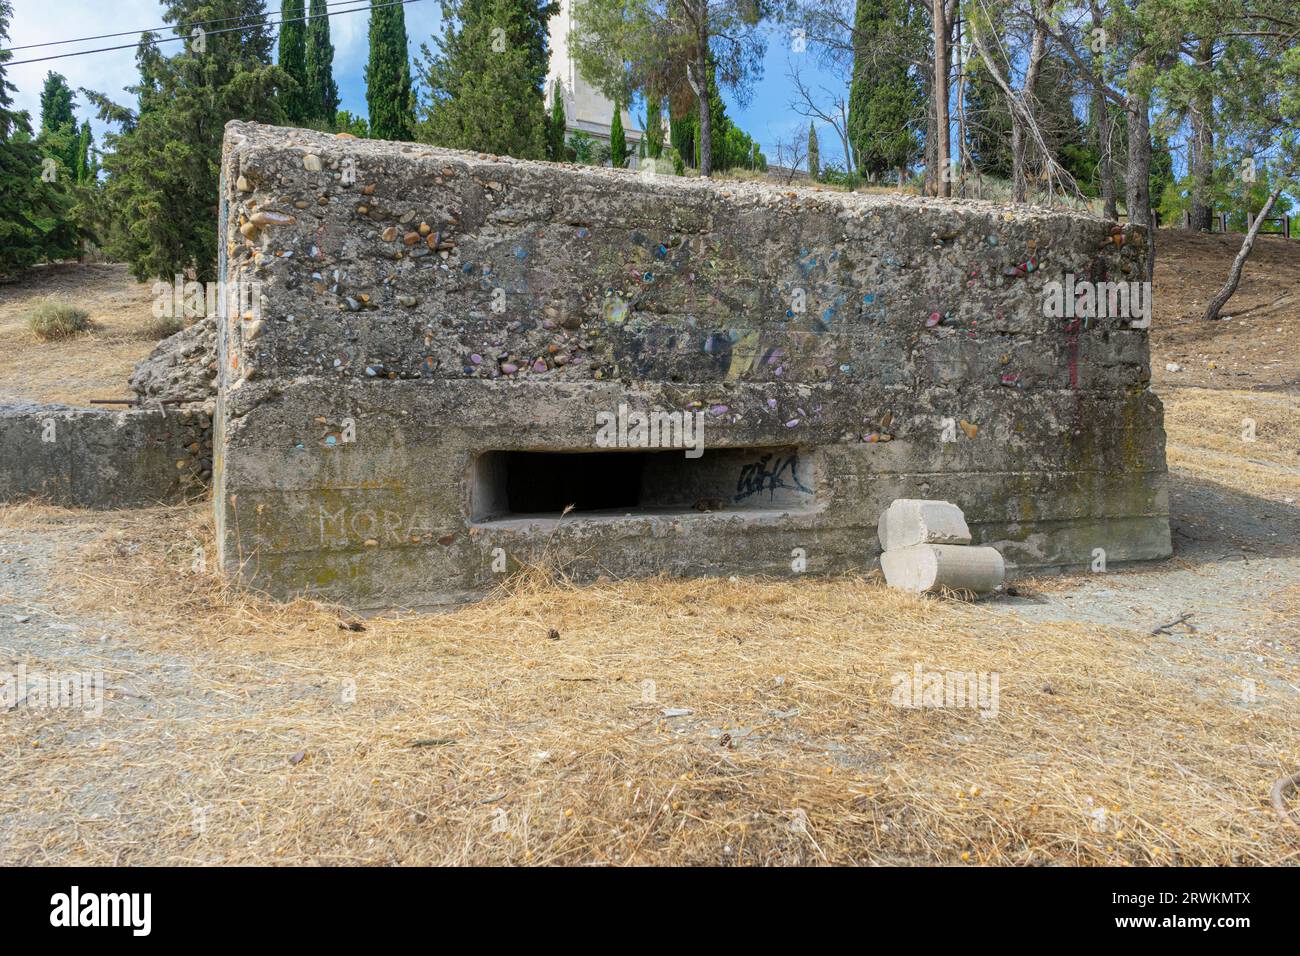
923,57 -> 937,194
954,11 -> 967,197
1189,108 -> 1213,230
1094,89 -> 1117,219
1011,115 -> 1027,203
1202,185 -> 1283,321
971,5 -> 1042,206
1189,39 -> 1215,231
696,68 -> 712,177
932,0 -> 950,197
1124,59 -> 1155,281
686,6 -> 711,178
1017,15 -> 1046,204
1089,3 -> 1117,219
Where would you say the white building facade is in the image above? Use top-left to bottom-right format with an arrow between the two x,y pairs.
546,0 -> 645,164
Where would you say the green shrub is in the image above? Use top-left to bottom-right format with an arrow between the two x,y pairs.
27,301 -> 91,340
663,145 -> 685,176
819,163 -> 863,191
567,131 -> 599,165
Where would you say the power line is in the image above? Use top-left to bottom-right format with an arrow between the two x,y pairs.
1,0 -> 378,52
3,0 -> 425,68
2,0 -> 384,52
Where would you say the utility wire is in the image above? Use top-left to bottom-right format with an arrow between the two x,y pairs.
2,0 -> 379,52
3,0 -> 425,68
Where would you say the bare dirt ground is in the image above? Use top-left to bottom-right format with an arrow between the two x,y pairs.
0,231 -> 1297,865
1150,231 -> 1300,392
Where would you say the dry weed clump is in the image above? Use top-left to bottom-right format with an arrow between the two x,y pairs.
26,299 -> 91,341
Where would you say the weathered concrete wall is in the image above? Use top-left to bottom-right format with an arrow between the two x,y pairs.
216,121 -> 1170,609
0,401 -> 211,507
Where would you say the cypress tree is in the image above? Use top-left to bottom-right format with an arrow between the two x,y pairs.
644,96 -> 663,159
278,0 -> 310,123
416,0 -> 552,159
808,121 -> 820,180
846,0 -> 922,182
545,79 -> 566,160
76,121 -> 93,184
304,0 -> 339,125
609,104 -> 627,167
366,0 -> 414,140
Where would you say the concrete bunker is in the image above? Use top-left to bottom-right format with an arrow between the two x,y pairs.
214,122 -> 1170,609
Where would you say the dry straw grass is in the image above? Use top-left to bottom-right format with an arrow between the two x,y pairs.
1160,386 -> 1300,501
1,500 -> 1296,866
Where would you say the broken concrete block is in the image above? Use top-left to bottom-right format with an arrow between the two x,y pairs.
880,544 -> 1005,595
877,499 -> 972,551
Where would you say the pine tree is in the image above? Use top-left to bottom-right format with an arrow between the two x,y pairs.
609,105 -> 627,167
965,57 -> 1012,179
568,0 -> 769,177
665,66 -> 762,172
38,72 -> 80,174
92,1 -> 286,281
846,0 -> 922,182
366,0 -> 414,140
38,72 -> 81,178
39,72 -> 75,136
304,0 -> 339,125
546,80 -> 566,160
808,121 -> 820,180
0,0 -> 67,274
336,110 -> 369,137
416,0 -> 553,159
278,0 -> 310,123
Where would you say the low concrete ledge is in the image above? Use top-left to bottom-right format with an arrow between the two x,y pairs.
0,400 -> 212,508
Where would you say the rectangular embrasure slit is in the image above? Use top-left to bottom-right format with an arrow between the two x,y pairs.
471,446 -> 818,521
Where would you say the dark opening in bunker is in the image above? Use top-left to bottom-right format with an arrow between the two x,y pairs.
503,451 -> 644,514
471,446 -> 819,522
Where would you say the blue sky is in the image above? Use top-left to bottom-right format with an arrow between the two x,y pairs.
5,0 -> 851,166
